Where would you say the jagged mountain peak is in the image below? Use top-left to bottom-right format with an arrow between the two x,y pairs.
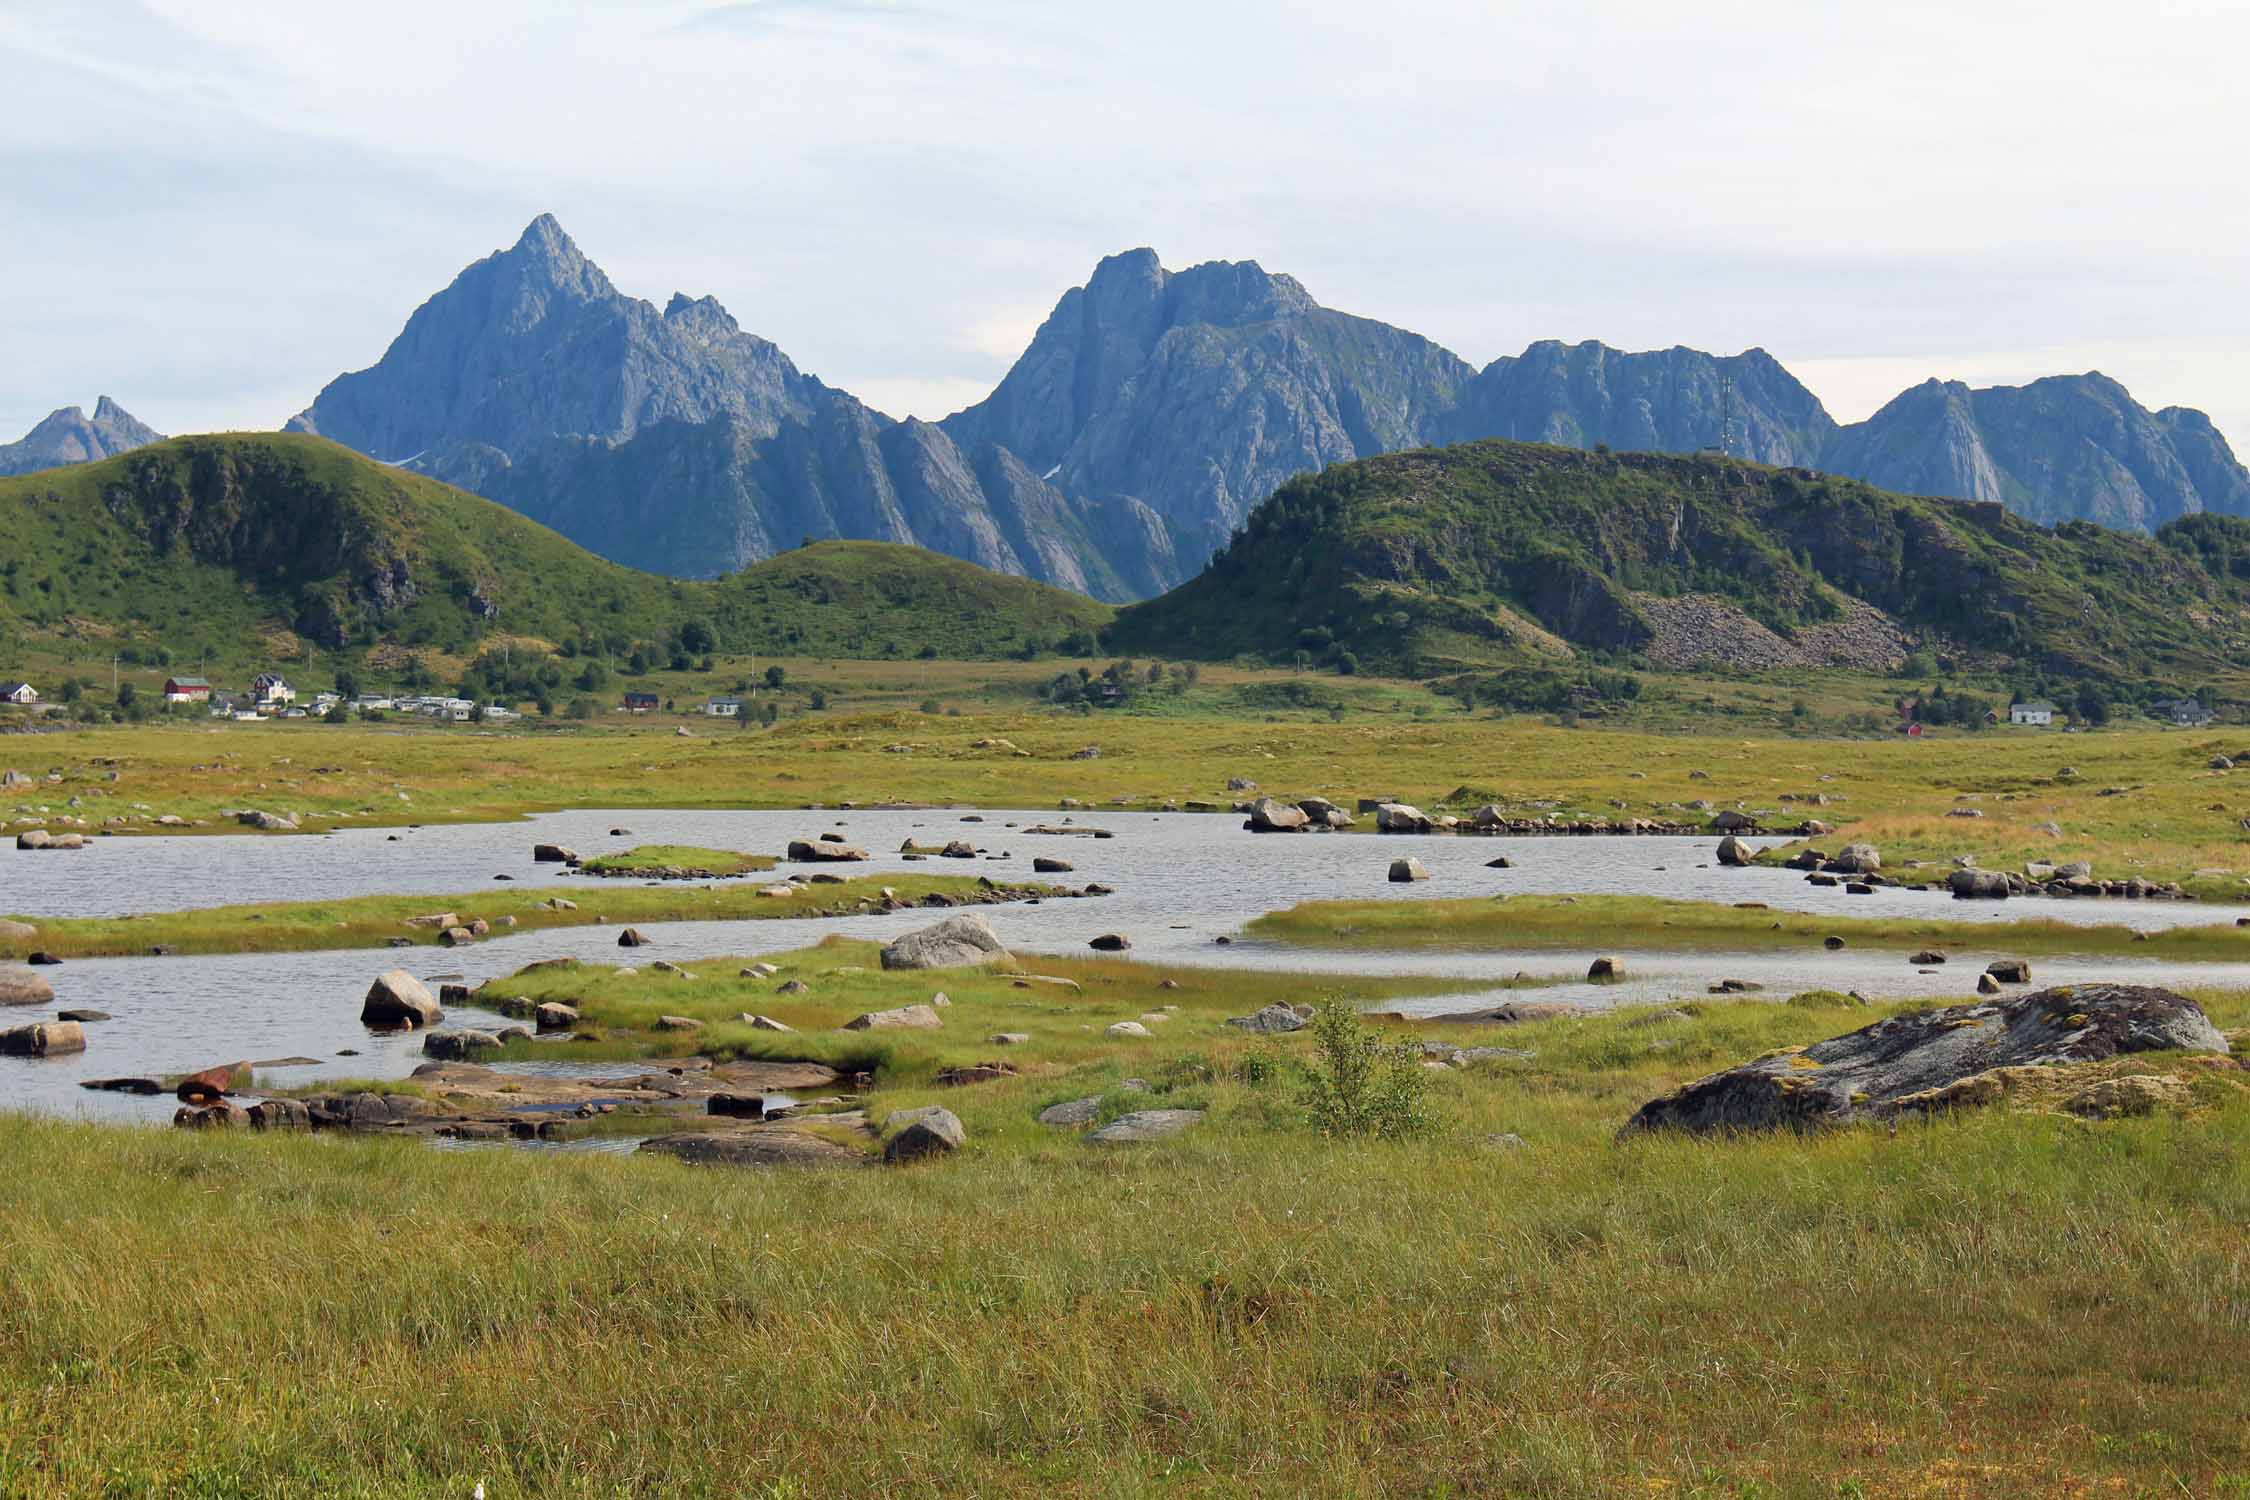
1080,247 -> 1317,329
0,397 -> 163,477
662,292 -> 742,339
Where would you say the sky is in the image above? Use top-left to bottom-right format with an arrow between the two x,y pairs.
4,0 -> 2248,451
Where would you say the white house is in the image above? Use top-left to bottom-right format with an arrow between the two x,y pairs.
0,682 -> 37,706
2009,700 -> 2056,727
704,697 -> 743,717
251,673 -> 295,707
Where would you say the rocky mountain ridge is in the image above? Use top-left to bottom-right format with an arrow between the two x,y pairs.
0,397 -> 162,477
21,219 -> 2248,600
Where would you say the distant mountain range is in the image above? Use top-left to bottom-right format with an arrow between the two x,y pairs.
23,218 -> 2250,597
0,397 -> 162,476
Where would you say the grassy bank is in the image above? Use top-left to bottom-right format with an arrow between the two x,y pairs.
576,844 -> 775,877
1,981 -> 2245,1495
0,875 -> 1047,960
1248,891 -> 2250,962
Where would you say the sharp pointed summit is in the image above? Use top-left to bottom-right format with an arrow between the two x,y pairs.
0,397 -> 162,476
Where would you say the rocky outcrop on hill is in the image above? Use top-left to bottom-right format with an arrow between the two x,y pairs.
0,397 -> 161,477
1634,594 -> 1910,673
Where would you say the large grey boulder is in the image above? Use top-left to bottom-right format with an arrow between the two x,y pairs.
1388,857 -> 1429,883
1622,984 -> 2228,1136
1711,809 -> 1758,833
786,839 -> 869,863
0,1019 -> 84,1056
1948,869 -> 2011,899
422,1028 -> 500,1060
1244,797 -> 1309,832
360,970 -> 443,1028
1374,803 -> 1436,834
1829,843 -> 1881,875
1087,1109 -> 1204,1144
0,966 -> 54,1006
879,913 -> 1010,970
1228,1003 -> 1310,1034
842,1004 -> 943,1032
1715,835 -> 1753,867
883,1107 -> 966,1162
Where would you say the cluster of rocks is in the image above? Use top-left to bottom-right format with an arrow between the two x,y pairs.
1241,796 -> 1762,838
1035,1079 -> 1204,1144
1946,861 -> 2187,902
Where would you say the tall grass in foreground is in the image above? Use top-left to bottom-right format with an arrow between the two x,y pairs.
2,997 -> 2247,1496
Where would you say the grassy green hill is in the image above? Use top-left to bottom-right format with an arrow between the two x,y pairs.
0,435 -> 1111,674
714,539 -> 1110,659
1110,439 -> 2250,687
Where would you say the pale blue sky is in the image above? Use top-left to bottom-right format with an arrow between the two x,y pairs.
5,0 -> 2247,449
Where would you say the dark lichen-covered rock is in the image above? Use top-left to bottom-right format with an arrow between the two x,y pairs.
1622,983 -> 2229,1136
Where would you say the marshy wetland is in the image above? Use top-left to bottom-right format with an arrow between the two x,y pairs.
5,717 -> 2250,1494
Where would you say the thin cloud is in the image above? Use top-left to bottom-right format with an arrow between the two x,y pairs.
678,0 -> 930,32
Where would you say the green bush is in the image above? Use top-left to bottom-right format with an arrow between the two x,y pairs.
1297,1001 -> 1432,1140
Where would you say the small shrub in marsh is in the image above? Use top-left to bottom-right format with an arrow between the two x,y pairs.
1298,1000 -> 1432,1139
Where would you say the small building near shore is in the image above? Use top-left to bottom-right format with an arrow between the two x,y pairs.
2008,700 -> 2056,727
623,691 -> 660,714
0,681 -> 37,706
2152,696 -> 2215,727
163,676 -> 212,704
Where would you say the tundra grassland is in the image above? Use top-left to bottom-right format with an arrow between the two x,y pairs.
5,712 -> 2248,890
0,965 -> 2245,1497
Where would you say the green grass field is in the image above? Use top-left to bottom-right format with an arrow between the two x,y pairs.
0,874 -> 1041,960
1,971 -> 2244,1496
